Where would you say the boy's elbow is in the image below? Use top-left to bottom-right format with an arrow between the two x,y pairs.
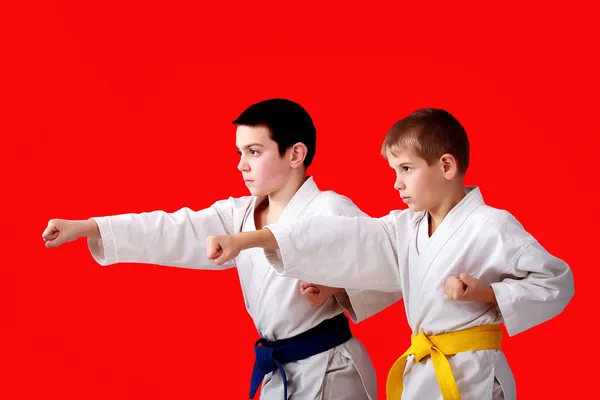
562,266 -> 575,306
551,263 -> 574,315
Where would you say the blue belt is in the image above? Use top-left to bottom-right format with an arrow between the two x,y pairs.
249,313 -> 352,399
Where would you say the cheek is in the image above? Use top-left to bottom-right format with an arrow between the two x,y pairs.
422,174 -> 442,200
252,155 -> 287,181
408,172 -> 424,188
410,172 -> 433,199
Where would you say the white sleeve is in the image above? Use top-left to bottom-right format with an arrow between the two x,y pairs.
264,214 -> 402,292
490,213 -> 574,336
336,288 -> 403,323
327,198 -> 403,322
87,198 -> 240,270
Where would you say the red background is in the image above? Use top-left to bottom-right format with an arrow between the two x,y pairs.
1,1 -> 596,398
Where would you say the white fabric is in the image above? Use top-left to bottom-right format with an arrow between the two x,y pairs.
88,177 -> 402,399
264,186 -> 574,399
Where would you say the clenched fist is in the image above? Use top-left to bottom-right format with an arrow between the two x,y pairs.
206,234 -> 241,266
445,273 -> 497,303
42,219 -> 100,248
299,281 -> 344,306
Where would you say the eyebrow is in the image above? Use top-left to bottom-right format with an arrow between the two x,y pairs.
391,162 -> 413,169
237,143 -> 265,150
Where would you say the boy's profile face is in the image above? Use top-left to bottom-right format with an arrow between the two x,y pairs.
236,125 -> 292,197
386,146 -> 447,212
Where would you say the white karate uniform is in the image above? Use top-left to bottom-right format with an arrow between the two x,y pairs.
87,177 -> 401,399
263,186 -> 574,399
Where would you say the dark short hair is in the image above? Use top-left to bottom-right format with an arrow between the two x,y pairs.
233,98 -> 317,168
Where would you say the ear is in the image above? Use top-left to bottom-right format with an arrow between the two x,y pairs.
288,142 -> 308,169
439,153 -> 459,180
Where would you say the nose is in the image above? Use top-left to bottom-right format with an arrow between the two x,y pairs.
238,156 -> 250,172
394,176 -> 405,191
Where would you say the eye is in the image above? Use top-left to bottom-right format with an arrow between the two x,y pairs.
402,166 -> 411,173
250,149 -> 260,156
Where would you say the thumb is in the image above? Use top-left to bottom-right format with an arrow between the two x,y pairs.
42,225 -> 59,241
459,273 -> 479,288
304,286 -> 320,294
205,236 -> 222,260
45,238 -> 63,249
213,252 -> 230,266
43,226 -> 65,248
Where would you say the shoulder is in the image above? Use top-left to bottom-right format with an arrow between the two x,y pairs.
470,205 -> 537,250
310,190 -> 369,217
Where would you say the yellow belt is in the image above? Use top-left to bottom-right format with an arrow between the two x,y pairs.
386,324 -> 503,400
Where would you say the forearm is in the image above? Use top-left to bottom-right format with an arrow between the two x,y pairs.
80,219 -> 101,238
235,228 -> 279,251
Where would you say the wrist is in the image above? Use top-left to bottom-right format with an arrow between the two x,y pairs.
234,232 -> 249,252
82,219 -> 101,238
485,285 -> 497,303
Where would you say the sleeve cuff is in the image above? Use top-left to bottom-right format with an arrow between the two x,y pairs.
490,282 -> 519,336
87,217 -> 118,266
263,223 -> 292,275
334,290 -> 358,323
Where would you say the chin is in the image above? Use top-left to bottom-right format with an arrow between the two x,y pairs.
407,203 -> 425,212
247,186 -> 267,197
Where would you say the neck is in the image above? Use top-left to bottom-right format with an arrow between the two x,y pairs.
428,184 -> 466,234
266,172 -> 308,215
